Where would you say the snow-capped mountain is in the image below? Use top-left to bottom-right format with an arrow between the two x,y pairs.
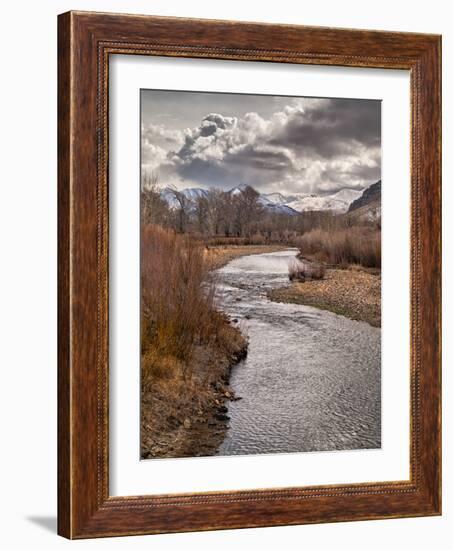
285,189 -> 362,214
229,183 -> 250,196
159,184 -> 369,215
348,181 -> 381,213
347,181 -> 381,222
263,188 -> 363,213
332,188 -> 363,203
160,187 -> 208,209
160,188 -> 180,209
256,193 -> 298,215
228,184 -> 299,215
259,199 -> 298,215
181,188 -> 209,201
261,192 -> 295,205
161,184 -> 299,215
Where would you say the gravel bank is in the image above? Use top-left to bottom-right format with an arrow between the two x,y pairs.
268,267 -> 381,327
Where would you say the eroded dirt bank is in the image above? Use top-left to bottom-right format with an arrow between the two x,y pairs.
141,244 -> 285,459
141,326 -> 247,458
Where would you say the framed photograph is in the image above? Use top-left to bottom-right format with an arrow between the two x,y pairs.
58,11 -> 441,538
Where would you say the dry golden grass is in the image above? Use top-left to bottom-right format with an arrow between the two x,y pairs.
141,224 -> 225,385
296,226 -> 381,268
140,225 -> 248,458
288,259 -> 325,281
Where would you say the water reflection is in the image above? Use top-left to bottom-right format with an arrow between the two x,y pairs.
215,250 -> 381,456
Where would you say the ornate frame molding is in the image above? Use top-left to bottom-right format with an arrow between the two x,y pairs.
58,11 -> 441,538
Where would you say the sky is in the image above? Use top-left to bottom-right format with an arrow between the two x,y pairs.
141,89 -> 381,196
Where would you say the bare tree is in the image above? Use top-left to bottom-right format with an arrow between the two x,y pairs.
141,171 -> 170,226
140,177 -> 375,245
194,195 -> 209,234
205,189 -> 227,236
167,186 -> 190,233
232,185 -> 262,237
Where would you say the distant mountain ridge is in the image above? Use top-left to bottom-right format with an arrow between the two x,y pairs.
348,180 -> 381,213
160,182 -> 379,215
282,188 -> 362,214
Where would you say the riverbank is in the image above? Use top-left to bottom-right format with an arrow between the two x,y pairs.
141,242 -> 287,458
141,317 -> 247,458
268,266 -> 381,327
215,249 -> 381,454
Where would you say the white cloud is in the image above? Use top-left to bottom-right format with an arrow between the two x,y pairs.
141,97 -> 381,194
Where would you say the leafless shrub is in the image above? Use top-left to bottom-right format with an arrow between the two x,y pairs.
203,234 -> 268,246
250,232 -> 266,245
288,259 -> 325,282
141,171 -> 171,227
297,226 -> 381,268
141,225 -> 241,387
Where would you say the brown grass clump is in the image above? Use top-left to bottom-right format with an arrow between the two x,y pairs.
203,234 -> 267,246
141,224 -> 228,386
288,259 -> 325,282
297,226 -> 381,268
140,225 -> 248,458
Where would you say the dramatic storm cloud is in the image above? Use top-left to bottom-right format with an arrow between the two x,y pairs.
141,90 -> 381,195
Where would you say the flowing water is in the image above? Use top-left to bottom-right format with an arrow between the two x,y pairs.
215,249 -> 381,456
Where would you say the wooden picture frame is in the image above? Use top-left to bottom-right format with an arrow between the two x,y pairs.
58,10 -> 441,539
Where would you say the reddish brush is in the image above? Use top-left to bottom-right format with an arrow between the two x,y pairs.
141,224 -> 243,385
288,259 -> 325,282
297,227 -> 381,268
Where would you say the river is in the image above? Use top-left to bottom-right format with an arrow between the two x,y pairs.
214,249 -> 381,456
